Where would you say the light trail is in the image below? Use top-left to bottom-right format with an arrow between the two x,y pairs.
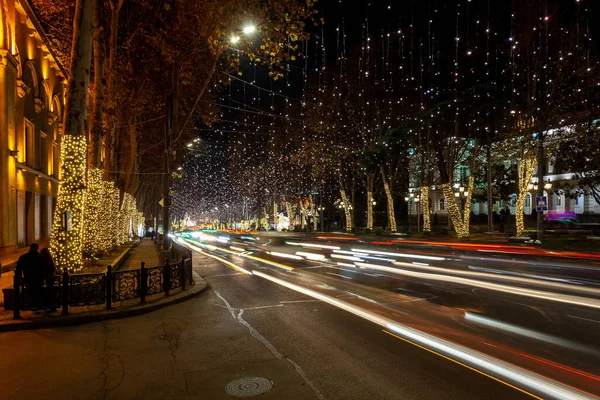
296,251 -> 326,260
241,253 -> 295,271
356,263 -> 600,310
268,251 -> 304,260
351,248 -> 445,261
287,241 -> 341,250
177,239 -> 252,275
251,270 -> 596,400
393,261 -> 600,296
464,312 -> 598,355
331,254 -> 364,262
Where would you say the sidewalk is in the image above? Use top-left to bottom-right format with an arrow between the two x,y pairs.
118,237 -> 160,271
0,238 -> 198,331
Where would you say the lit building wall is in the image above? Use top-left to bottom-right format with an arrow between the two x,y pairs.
0,0 -> 66,249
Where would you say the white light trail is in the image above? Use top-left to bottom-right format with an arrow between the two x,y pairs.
357,263 -> 600,310
177,239 -> 251,275
394,261 -> 600,297
269,251 -> 304,260
296,252 -> 326,261
287,241 -> 341,250
251,270 -> 594,400
464,312 -> 598,355
351,248 -> 445,261
331,254 -> 364,262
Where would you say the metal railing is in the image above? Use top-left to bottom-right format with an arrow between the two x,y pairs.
11,254 -> 194,319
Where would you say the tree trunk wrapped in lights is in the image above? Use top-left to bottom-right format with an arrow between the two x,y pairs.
516,151 -> 537,236
117,193 -> 137,244
50,136 -> 88,272
299,200 -> 308,228
285,202 -> 294,229
380,166 -> 396,232
50,0 -> 94,272
83,168 -> 103,256
442,176 -> 474,239
97,180 -> 119,252
310,195 -> 318,231
339,188 -> 352,232
421,186 -> 431,232
366,174 -> 374,231
262,208 -> 269,230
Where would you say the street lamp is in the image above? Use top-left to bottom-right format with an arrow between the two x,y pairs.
318,206 -> 325,232
231,24 -> 257,45
242,25 -> 257,34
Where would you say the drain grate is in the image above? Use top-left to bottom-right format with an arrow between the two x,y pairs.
225,377 -> 273,398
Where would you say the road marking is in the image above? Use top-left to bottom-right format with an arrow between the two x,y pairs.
382,330 -> 542,400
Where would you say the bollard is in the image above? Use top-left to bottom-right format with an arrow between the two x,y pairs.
13,268 -> 21,319
140,262 -> 146,304
106,265 -> 112,310
61,268 -> 69,316
180,259 -> 186,291
164,258 -> 170,296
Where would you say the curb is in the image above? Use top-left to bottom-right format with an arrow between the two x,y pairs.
0,271 -> 208,333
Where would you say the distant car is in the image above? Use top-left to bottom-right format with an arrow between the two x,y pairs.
544,211 -> 578,224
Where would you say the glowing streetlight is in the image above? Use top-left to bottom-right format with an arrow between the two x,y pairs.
230,35 -> 240,44
242,25 -> 256,34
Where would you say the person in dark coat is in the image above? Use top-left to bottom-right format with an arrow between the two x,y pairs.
41,248 -> 56,312
16,243 -> 47,312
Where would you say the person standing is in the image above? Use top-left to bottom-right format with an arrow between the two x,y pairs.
41,248 -> 56,313
16,243 -> 47,313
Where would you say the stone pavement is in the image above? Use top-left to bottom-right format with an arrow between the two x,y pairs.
118,237 -> 160,271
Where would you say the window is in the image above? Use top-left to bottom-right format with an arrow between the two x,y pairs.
525,194 -> 531,208
439,198 -> 445,211
556,195 -> 562,207
575,196 -> 579,206
25,119 -> 34,165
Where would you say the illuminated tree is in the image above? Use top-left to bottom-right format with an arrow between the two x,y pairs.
51,0 -> 94,271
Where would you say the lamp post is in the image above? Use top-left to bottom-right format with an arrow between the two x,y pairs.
454,185 -> 469,223
404,194 -> 419,233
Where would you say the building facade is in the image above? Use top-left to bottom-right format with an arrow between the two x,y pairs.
0,0 -> 66,250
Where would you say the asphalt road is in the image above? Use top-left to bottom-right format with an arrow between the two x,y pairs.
179,233 -> 600,398
1,233 -> 598,399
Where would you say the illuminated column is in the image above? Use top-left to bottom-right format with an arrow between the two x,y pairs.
0,50 -> 18,248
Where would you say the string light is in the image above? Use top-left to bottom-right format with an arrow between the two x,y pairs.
50,135 -> 87,272
83,168 -> 103,257
516,151 -> 537,236
421,186 -> 431,232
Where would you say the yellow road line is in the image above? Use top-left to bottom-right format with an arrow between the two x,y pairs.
382,329 -> 542,400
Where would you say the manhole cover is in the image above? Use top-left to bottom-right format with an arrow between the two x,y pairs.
225,377 -> 273,398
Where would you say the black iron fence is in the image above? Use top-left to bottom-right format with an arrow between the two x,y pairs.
12,254 -> 193,319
